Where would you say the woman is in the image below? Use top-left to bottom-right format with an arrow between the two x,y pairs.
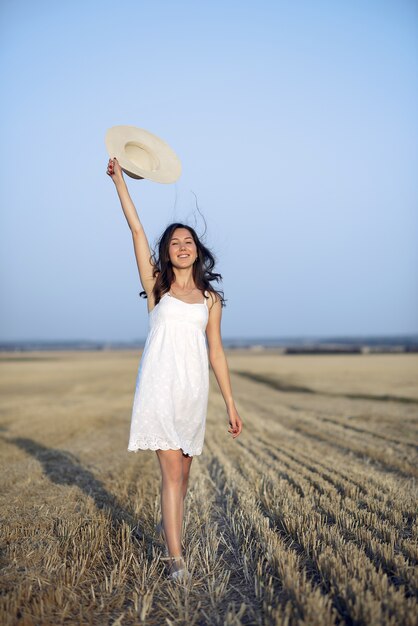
106,157 -> 243,582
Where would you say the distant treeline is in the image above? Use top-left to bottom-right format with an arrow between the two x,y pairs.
1,336 -> 417,354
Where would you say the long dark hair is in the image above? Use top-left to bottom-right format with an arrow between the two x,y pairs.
139,222 -> 226,307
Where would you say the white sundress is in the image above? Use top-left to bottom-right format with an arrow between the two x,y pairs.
127,289 -> 210,457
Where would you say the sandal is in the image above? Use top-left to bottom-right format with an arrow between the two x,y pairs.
164,556 -> 191,582
170,567 -> 190,582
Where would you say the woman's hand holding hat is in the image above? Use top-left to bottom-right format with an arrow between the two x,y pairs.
106,157 -> 124,185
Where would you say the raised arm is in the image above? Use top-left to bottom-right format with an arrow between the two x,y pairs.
106,157 -> 157,299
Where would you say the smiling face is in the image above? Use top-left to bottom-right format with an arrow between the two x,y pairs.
168,227 -> 198,267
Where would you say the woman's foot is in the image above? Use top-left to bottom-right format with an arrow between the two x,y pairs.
166,556 -> 190,582
170,567 -> 190,582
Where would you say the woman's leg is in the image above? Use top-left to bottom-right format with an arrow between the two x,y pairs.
156,450 -> 194,539
155,449 -> 184,560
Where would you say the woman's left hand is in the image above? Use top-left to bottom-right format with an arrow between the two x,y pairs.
227,405 -> 243,439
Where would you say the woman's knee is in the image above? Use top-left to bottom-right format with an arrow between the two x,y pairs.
156,449 -> 184,484
164,466 -> 183,485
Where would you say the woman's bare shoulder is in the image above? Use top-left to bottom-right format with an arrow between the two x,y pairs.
205,289 -> 221,310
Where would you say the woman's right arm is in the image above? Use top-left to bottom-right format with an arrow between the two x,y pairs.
106,157 -> 157,297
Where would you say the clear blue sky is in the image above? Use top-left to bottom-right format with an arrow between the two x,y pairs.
1,0 -> 417,342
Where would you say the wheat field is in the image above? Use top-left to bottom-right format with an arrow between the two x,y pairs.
0,350 -> 417,626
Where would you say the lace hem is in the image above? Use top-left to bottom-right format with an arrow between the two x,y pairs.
127,436 -> 202,457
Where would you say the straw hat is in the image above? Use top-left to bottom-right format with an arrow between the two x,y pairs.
105,125 -> 182,183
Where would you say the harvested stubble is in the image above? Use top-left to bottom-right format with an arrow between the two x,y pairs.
0,350 -> 417,626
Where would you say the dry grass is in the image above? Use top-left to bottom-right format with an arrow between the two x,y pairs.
0,350 -> 417,625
